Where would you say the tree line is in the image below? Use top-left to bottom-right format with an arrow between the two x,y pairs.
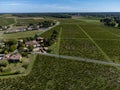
100,17 -> 120,28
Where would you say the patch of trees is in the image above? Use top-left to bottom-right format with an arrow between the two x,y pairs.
44,30 -> 59,47
26,21 -> 56,31
0,40 -> 17,54
38,21 -> 56,28
100,17 -> 120,28
12,13 -> 72,18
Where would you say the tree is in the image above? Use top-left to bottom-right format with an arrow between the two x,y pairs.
0,60 -> 8,67
5,40 -> 17,46
18,42 -> 25,48
4,50 -> 8,54
53,30 -> 58,35
34,34 -> 39,39
20,52 -> 28,57
43,38 -> 51,47
28,45 -> 34,52
18,47 -> 24,52
9,45 -> 17,52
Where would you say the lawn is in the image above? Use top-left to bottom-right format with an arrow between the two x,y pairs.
0,55 -> 120,90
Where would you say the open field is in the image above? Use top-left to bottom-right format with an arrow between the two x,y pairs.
60,39 -> 105,60
16,18 -> 53,25
0,15 -> 120,89
0,17 -> 15,26
40,17 -> 120,63
2,30 -> 44,39
0,55 -> 120,90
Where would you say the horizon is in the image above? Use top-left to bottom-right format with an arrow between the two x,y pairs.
0,0 -> 120,13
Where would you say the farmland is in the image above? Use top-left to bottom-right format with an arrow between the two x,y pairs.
0,17 -> 15,26
1,14 -> 120,89
0,55 -> 120,90
2,30 -> 45,39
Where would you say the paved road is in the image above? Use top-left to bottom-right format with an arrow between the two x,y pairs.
32,52 -> 120,67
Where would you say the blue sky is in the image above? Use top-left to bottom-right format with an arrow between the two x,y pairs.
0,0 -> 120,13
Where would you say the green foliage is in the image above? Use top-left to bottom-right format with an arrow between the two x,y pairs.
5,40 -> 17,46
20,52 -> 28,57
0,55 -> 120,89
0,60 -> 8,67
0,17 -> 15,26
28,45 -> 34,52
9,45 -> 17,52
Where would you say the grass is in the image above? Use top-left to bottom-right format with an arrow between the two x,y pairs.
0,55 -> 120,89
16,18 -> 52,25
0,17 -> 15,26
49,27 -> 62,54
0,17 -> 120,89
2,30 -> 44,39
0,54 -> 36,79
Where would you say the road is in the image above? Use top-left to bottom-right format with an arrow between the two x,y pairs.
32,52 -> 120,67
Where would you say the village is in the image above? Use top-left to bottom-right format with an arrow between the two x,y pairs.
0,36 -> 49,63
0,17 -> 59,75
5,20 -> 56,34
0,20 -> 58,62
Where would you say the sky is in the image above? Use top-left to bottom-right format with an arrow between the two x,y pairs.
0,0 -> 120,13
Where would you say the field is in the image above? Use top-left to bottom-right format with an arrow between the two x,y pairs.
0,17 -> 15,26
16,18 -> 52,26
2,30 -> 45,39
38,17 -> 120,63
45,17 -> 120,63
1,15 -> 120,89
0,55 -> 120,90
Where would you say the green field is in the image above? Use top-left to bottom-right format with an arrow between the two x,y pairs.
16,18 -> 53,25
0,55 -> 120,90
2,30 -> 45,39
1,16 -> 120,89
0,17 -> 15,26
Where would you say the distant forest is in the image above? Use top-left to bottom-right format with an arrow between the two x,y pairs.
1,12 -> 120,18
11,12 -> 120,18
12,13 -> 72,18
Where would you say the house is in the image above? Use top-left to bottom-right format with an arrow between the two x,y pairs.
33,47 -> 40,52
25,40 -> 39,48
8,53 -> 22,63
36,37 -> 44,43
0,54 -> 5,60
0,40 -> 5,47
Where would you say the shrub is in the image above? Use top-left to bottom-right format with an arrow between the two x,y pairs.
0,60 -> 8,67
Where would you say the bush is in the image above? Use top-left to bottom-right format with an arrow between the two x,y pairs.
0,60 -> 8,67
20,52 -> 28,57
22,63 -> 29,69
2,67 -> 11,73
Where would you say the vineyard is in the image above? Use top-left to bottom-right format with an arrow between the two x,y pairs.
1,16 -> 120,89
0,17 -> 15,26
0,55 -> 120,90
